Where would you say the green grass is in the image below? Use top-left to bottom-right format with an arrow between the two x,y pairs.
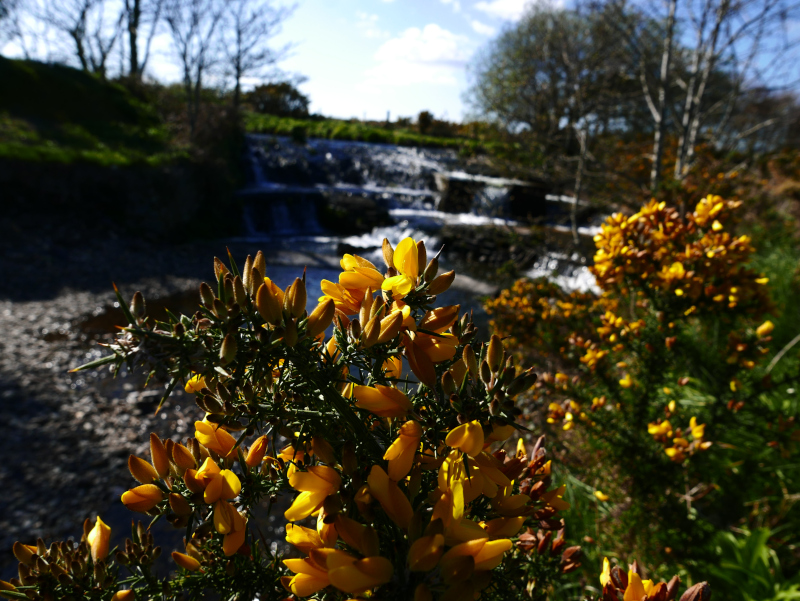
244,111 -> 492,152
0,57 -> 184,166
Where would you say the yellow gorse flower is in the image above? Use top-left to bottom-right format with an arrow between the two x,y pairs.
194,418 -> 237,457
86,516 -> 111,562
383,420 -> 422,481
445,420 -> 485,457
121,484 -> 163,513
284,464 -> 341,522
382,237 -> 421,298
353,384 -> 412,418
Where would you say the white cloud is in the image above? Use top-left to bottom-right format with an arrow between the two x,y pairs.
471,20 -> 497,35
362,24 -> 471,87
355,11 -> 389,39
474,0 -> 530,20
440,0 -> 462,13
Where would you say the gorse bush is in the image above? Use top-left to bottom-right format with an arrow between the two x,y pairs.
486,195 -> 800,584
1,235 -> 716,600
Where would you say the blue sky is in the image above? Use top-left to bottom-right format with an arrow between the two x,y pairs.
1,0 -> 531,121
259,0 -> 532,121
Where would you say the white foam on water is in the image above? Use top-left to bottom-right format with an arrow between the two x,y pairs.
525,251 -> 600,294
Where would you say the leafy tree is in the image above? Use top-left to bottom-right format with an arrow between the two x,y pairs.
246,81 -> 309,117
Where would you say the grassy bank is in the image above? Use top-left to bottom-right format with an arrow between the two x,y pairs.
0,57 -> 188,166
0,57 -> 241,240
244,111 -> 492,152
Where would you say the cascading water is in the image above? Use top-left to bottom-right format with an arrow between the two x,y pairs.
237,134 -> 603,292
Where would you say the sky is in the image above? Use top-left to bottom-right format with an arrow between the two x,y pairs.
265,0 -> 534,121
1,0 -> 536,122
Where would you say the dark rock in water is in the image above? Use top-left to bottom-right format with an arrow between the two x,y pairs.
320,192 -> 392,235
435,175 -> 481,213
336,241 -> 379,257
441,224 -> 544,274
507,182 -> 550,220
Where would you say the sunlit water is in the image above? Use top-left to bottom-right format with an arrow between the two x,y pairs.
234,135 -> 600,295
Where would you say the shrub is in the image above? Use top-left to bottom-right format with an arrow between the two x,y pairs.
486,196 -> 800,581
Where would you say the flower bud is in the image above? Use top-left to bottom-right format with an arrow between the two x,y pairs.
362,313 -> 381,348
306,298 -> 335,338
172,551 -> 201,572
256,282 -> 282,325
172,443 -> 197,470
423,257 -> 439,282
359,288 -> 375,325
150,433 -> 170,479
377,311 -> 403,344
199,282 -> 216,308
666,575 -> 681,600
242,255 -> 254,295
253,251 -> 266,283
121,485 -> 163,513
487,334 -> 504,372
12,542 -> 36,566
214,257 -> 230,281
537,531 -> 552,555
183,469 -> 205,494
463,344 -> 478,379
284,277 -> 307,318
199,394 -> 223,414
0,581 -> 18,598
130,291 -> 145,320
245,435 -> 268,468
419,305 -> 460,332
680,582 -> 711,601
220,334 -> 237,365
87,516 -> 111,562
128,455 -> 159,484
442,371 -> 456,395
416,240 -> 427,273
756,320 -> 774,337
382,238 -> 395,268
169,493 -> 193,516
212,298 -> 227,320
350,318 -> 362,341
233,276 -> 247,307
223,275 -> 235,306
428,270 -> 455,295
480,360 -> 492,385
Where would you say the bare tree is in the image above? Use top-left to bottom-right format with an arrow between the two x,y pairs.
38,0 -> 123,76
0,0 -> 21,45
608,0 -> 800,194
220,0 -> 292,107
164,0 -> 224,140
647,0 -> 677,192
122,0 -> 163,79
673,0 -> 800,181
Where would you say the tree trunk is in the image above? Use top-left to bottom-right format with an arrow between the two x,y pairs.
683,0 -> 729,177
571,126 -> 587,246
234,62 -> 242,107
674,0 -> 729,183
650,0 -> 677,193
126,0 -> 141,78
